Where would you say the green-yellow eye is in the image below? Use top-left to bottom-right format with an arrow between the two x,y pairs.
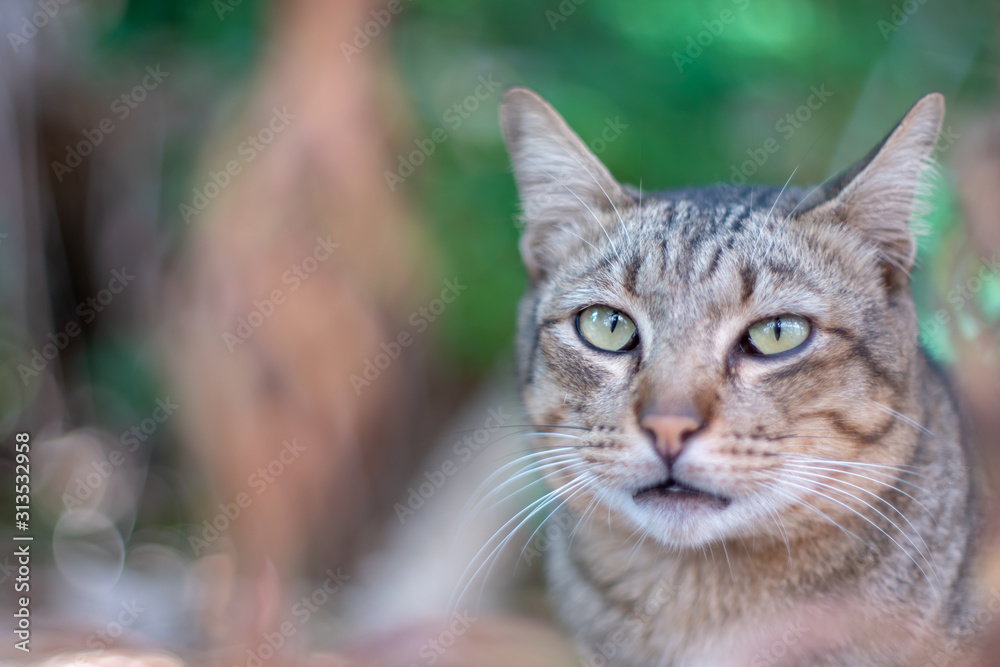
577,306 -> 639,352
745,315 -> 811,355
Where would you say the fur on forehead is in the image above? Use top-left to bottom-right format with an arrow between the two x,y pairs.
541,193 -> 873,273
536,203 -> 873,324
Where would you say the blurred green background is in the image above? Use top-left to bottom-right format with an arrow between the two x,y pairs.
93,0 -> 1000,382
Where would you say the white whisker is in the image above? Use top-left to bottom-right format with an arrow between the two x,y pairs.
872,402 -> 936,438
770,473 -> 937,587
760,500 -> 793,566
783,465 -> 940,580
778,452 -> 930,478
482,462 -> 590,514
751,165 -> 798,260
759,478 -> 871,549
540,169 -> 617,256
780,460 -> 937,516
517,473 -> 598,567
721,539 -> 735,584
451,477 -> 577,611
453,448 -> 581,546
454,474 -> 594,611
558,149 -> 631,244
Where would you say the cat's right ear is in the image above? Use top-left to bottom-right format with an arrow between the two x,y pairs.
798,93 -> 945,279
500,87 -> 633,279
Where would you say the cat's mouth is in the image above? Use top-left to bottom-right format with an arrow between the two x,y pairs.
632,478 -> 731,510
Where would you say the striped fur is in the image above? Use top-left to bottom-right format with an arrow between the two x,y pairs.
501,88 -> 984,665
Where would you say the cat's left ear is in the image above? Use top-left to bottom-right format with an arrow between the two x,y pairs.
802,93 -> 945,276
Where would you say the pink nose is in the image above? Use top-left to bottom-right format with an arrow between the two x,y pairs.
640,413 -> 702,463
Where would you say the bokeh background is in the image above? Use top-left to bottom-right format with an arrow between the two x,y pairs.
1,0 -> 999,664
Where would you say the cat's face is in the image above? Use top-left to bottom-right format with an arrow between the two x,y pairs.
501,89 -> 944,547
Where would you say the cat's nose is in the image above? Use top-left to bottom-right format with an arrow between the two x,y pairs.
640,413 -> 702,465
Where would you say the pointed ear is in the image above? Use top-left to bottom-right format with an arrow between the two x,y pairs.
500,87 -> 633,279
802,93 -> 945,277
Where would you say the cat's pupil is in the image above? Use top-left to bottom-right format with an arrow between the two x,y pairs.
774,316 -> 782,341
610,313 -> 620,332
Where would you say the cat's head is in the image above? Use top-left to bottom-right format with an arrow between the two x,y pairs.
500,88 -> 944,548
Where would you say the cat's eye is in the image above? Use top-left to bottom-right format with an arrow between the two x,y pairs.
577,306 -> 639,352
744,315 -> 811,356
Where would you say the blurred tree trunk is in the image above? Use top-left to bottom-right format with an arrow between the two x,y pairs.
163,0 -> 448,660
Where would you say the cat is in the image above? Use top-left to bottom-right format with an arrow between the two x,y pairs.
499,87 -> 985,666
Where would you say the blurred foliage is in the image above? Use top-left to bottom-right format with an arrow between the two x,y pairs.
100,0 -> 264,59
91,0 -> 998,373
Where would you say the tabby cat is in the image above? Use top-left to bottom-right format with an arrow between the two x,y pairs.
499,88 -> 983,666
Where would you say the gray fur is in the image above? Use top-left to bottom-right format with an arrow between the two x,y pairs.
501,88 -> 984,665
